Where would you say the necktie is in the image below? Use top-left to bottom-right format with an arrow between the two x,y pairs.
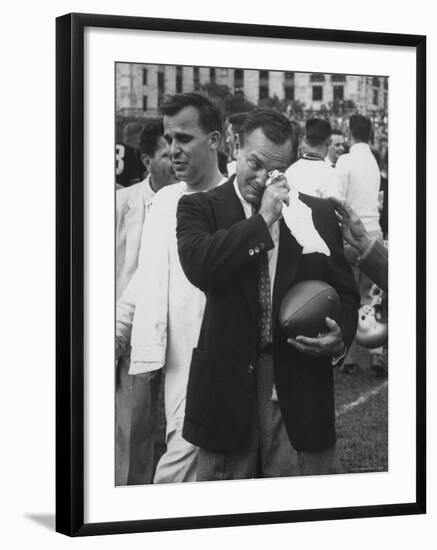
256,249 -> 272,350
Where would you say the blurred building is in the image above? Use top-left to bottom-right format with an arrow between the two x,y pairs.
116,63 -> 388,117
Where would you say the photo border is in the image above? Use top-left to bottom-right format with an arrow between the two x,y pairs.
56,12 -> 426,537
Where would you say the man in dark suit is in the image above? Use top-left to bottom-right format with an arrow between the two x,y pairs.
176,109 -> 359,480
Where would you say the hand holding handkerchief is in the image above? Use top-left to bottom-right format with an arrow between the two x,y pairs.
266,170 -> 330,256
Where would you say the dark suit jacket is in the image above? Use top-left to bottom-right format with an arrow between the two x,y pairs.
176,177 -> 359,453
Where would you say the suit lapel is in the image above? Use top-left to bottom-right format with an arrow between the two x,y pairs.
272,218 -> 303,327
213,176 -> 245,225
239,258 -> 258,322
213,177 -> 258,321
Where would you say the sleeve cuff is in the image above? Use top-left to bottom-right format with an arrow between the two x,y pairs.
331,344 -> 347,367
131,344 -> 166,364
129,361 -> 163,375
358,238 -> 376,263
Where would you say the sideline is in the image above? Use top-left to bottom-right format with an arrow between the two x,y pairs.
336,380 -> 388,418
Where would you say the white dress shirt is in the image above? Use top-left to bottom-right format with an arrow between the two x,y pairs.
233,177 -> 279,299
285,157 -> 341,199
335,142 -> 381,232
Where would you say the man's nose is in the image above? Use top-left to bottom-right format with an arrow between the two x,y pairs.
170,140 -> 181,157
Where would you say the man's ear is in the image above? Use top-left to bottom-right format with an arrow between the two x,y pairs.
208,130 -> 222,150
141,153 -> 152,172
234,133 -> 241,156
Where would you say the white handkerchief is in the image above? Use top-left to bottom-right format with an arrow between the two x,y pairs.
267,171 -> 330,256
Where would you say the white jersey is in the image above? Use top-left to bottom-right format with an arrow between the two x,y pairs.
335,143 -> 381,232
285,156 -> 341,199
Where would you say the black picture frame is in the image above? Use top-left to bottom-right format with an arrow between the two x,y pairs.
56,12 -> 426,537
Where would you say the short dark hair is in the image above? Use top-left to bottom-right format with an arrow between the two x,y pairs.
331,129 -> 343,137
240,108 -> 298,159
160,92 -> 223,135
123,121 -> 144,149
349,114 -> 372,143
139,118 -> 164,156
305,118 -> 332,147
228,112 -> 249,135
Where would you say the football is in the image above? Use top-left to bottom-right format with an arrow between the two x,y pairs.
279,280 -> 341,338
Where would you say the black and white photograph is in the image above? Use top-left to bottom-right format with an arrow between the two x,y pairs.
1,0 -> 432,545
54,13 -> 425,536
114,63 -> 389,487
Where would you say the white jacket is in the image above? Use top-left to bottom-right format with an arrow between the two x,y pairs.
116,182 -> 187,373
115,176 -> 154,301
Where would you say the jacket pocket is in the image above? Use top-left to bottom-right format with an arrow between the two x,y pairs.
185,348 -> 212,425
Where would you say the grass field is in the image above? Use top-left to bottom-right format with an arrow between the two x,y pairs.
334,348 -> 388,474
132,346 -> 389,483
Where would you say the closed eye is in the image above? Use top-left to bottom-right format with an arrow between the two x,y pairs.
176,134 -> 193,144
247,158 -> 263,171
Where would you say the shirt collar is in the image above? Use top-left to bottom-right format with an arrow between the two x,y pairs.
184,176 -> 227,195
233,177 -> 253,219
302,152 -> 325,161
350,142 -> 370,153
142,174 -> 155,203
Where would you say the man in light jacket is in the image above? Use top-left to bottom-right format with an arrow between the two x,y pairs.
115,118 -> 176,485
116,93 -> 226,483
